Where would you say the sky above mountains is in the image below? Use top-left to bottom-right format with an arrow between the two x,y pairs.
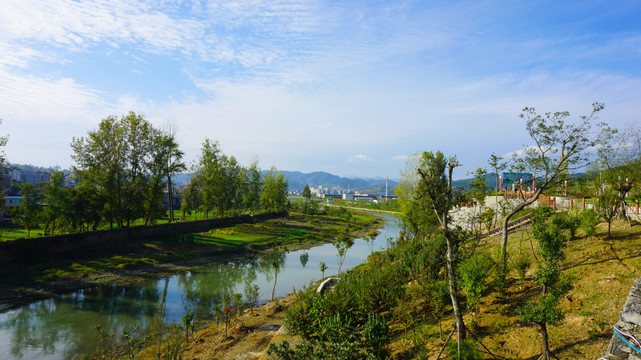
1,1 -> 640,178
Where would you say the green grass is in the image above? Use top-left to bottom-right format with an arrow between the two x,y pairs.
2,211 -> 383,292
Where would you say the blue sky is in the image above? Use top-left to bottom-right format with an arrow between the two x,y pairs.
1,0 -> 640,179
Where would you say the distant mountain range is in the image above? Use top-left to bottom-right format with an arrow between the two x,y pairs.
172,171 -> 399,194
171,170 -> 506,194
272,171 -> 398,193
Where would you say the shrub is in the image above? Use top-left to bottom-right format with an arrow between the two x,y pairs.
459,253 -> 494,317
363,314 -> 389,359
447,339 -> 483,360
580,208 -> 599,238
561,210 -> 581,239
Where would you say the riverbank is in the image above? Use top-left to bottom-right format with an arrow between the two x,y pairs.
0,212 -> 382,310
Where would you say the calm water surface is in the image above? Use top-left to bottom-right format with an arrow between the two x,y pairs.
0,215 -> 400,360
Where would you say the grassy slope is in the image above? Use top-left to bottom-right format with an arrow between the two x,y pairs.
135,216 -> 640,359
387,220 -> 640,359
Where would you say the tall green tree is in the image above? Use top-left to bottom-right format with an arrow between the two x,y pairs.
41,170 -> 67,235
488,153 -> 505,194
260,167 -> 288,213
71,112 -> 170,227
159,130 -> 186,222
499,103 -> 606,276
242,157 -> 262,214
13,183 -> 41,237
416,151 -> 467,349
517,207 -> 572,360
596,122 -> 641,220
396,153 -> 439,241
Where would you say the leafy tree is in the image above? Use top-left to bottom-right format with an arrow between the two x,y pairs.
13,182 -> 41,237
302,184 -> 311,199
366,229 -> 380,254
41,170 -> 67,235
191,140 -> 248,217
597,192 -> 618,238
488,152 -> 506,194
71,112 -> 169,227
517,207 -> 572,360
261,167 -> 288,213
395,153 -> 439,241
242,157 -> 262,214
159,129 -> 185,222
468,167 -> 488,205
499,103 -> 606,276
333,229 -> 354,276
596,122 -> 641,219
320,261 -> 328,279
580,208 -> 599,239
244,282 -> 260,315
416,151 -> 467,346
68,179 -> 103,231
479,207 -> 495,232
459,253 -> 493,323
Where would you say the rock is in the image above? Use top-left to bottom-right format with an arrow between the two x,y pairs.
603,276 -> 641,359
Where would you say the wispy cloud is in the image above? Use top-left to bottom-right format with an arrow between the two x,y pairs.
348,154 -> 376,163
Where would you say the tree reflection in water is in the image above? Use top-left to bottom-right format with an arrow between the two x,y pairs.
0,215 -> 398,360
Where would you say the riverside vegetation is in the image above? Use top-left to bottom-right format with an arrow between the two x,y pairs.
3,106 -> 641,359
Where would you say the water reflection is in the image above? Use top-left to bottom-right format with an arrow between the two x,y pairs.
0,215 -> 399,360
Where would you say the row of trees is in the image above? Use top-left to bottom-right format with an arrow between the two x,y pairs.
10,112 -> 289,236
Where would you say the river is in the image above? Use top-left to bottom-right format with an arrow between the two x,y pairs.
0,215 -> 400,360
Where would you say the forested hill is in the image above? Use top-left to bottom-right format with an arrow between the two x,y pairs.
171,171 -> 398,193
278,171 -> 398,193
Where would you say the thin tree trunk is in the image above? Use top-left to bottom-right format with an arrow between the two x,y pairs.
168,175 -> 173,222
271,270 -> 278,302
445,233 -> 466,345
540,322 -> 550,360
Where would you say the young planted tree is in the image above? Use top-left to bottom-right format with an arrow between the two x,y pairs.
244,282 -> 260,315
597,192 -> 618,238
580,208 -> 599,239
366,229 -> 380,254
517,207 -> 572,360
498,103 -> 606,276
333,229 -> 354,276
488,153 -> 506,194
319,261 -> 328,279
596,122 -> 641,220
416,151 -> 467,347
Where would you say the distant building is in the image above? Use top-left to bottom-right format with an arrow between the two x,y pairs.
354,194 -> 377,202
4,196 -> 23,208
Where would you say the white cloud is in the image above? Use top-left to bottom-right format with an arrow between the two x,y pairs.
348,154 -> 376,163
392,155 -> 408,162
